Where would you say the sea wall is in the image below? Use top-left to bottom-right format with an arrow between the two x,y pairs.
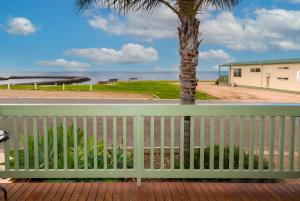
0,76 -> 90,85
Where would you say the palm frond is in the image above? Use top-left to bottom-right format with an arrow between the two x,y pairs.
204,0 -> 240,10
75,0 -> 161,13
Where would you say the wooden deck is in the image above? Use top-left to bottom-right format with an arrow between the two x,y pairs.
0,181 -> 300,201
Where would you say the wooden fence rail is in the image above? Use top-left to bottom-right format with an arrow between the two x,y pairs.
0,104 -> 299,185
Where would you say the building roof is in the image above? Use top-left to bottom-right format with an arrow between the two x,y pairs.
219,58 -> 300,67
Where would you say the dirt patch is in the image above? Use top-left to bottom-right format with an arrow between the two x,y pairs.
0,89 -> 154,99
197,82 -> 300,103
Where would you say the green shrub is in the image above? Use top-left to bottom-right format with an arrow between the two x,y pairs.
215,75 -> 228,85
175,145 -> 269,169
9,125 -> 134,169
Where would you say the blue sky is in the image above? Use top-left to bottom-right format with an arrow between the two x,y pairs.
1,0 -> 300,72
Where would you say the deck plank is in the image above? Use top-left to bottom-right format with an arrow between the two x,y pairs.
34,182 -> 55,201
259,183 -> 282,201
212,183 -> 232,201
51,183 -> 70,201
25,182 -> 46,201
0,183 -> 19,200
78,182 -> 92,201
191,183 -> 209,201
182,182 -> 199,201
96,182 -> 107,201
241,183 -> 262,201
175,182 -> 190,201
113,182 -> 121,201
265,183 -> 292,201
60,183 -> 76,201
1,181 -> 300,201
69,182 -> 84,201
7,183 -> 24,200
143,182 -> 155,201
168,182 -> 182,201
87,183 -> 100,201
153,182 -> 165,201
104,182 -> 114,201
9,182 -> 32,201
137,184 -> 147,201
160,182 -> 173,201
42,183 -> 62,201
120,182 -> 130,201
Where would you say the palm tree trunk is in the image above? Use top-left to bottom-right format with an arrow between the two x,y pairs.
178,16 -> 200,167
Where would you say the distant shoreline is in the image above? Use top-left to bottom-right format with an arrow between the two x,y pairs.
0,76 -> 91,85
0,71 -> 222,84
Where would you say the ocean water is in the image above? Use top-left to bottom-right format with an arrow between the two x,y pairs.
0,71 -> 222,84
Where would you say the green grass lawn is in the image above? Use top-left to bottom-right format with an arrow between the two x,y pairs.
0,81 -> 216,100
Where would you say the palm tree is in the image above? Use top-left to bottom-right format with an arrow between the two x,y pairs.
76,0 -> 239,166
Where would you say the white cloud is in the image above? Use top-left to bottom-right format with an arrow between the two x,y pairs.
65,43 -> 159,64
88,8 -> 300,52
87,6 -> 177,41
202,9 -> 300,51
199,49 -> 235,62
37,59 -> 90,70
6,17 -> 37,35
288,0 -> 300,3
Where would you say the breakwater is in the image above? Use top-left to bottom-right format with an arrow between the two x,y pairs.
0,76 -> 90,85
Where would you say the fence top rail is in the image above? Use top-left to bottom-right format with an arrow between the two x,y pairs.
0,104 -> 299,117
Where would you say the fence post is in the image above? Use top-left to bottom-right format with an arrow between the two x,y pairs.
62,84 -> 65,91
90,84 -> 93,92
34,83 -> 37,90
7,84 -> 10,90
136,114 -> 144,186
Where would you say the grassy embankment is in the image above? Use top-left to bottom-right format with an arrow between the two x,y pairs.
0,81 -> 216,100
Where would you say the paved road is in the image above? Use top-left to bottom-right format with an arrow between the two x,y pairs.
1,98 -> 299,104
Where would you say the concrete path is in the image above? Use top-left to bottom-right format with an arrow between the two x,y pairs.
197,82 -> 300,103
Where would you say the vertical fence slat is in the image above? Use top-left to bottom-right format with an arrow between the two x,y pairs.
83,117 -> 88,170
43,117 -> 49,170
161,117 -> 165,170
259,117 -> 265,170
23,118 -> 29,170
33,117 -> 39,170
103,117 -> 107,169
73,117 -> 78,170
229,117 -> 235,170
3,117 -> 10,170
53,117 -> 58,169
93,117 -> 98,170
150,116 -> 155,169
179,117 -> 184,169
136,115 -> 144,185
113,117 -> 117,169
133,117 -> 137,171
239,116 -> 245,170
13,117 -> 19,170
63,117 -> 68,170
249,117 -> 255,170
298,117 -> 300,171
219,117 -> 224,170
190,117 -> 195,170
170,117 -> 175,170
123,116 -> 127,169
279,116 -> 285,171
210,117 -> 215,170
200,117 -> 205,170
288,117 -> 295,171
269,116 -> 275,171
